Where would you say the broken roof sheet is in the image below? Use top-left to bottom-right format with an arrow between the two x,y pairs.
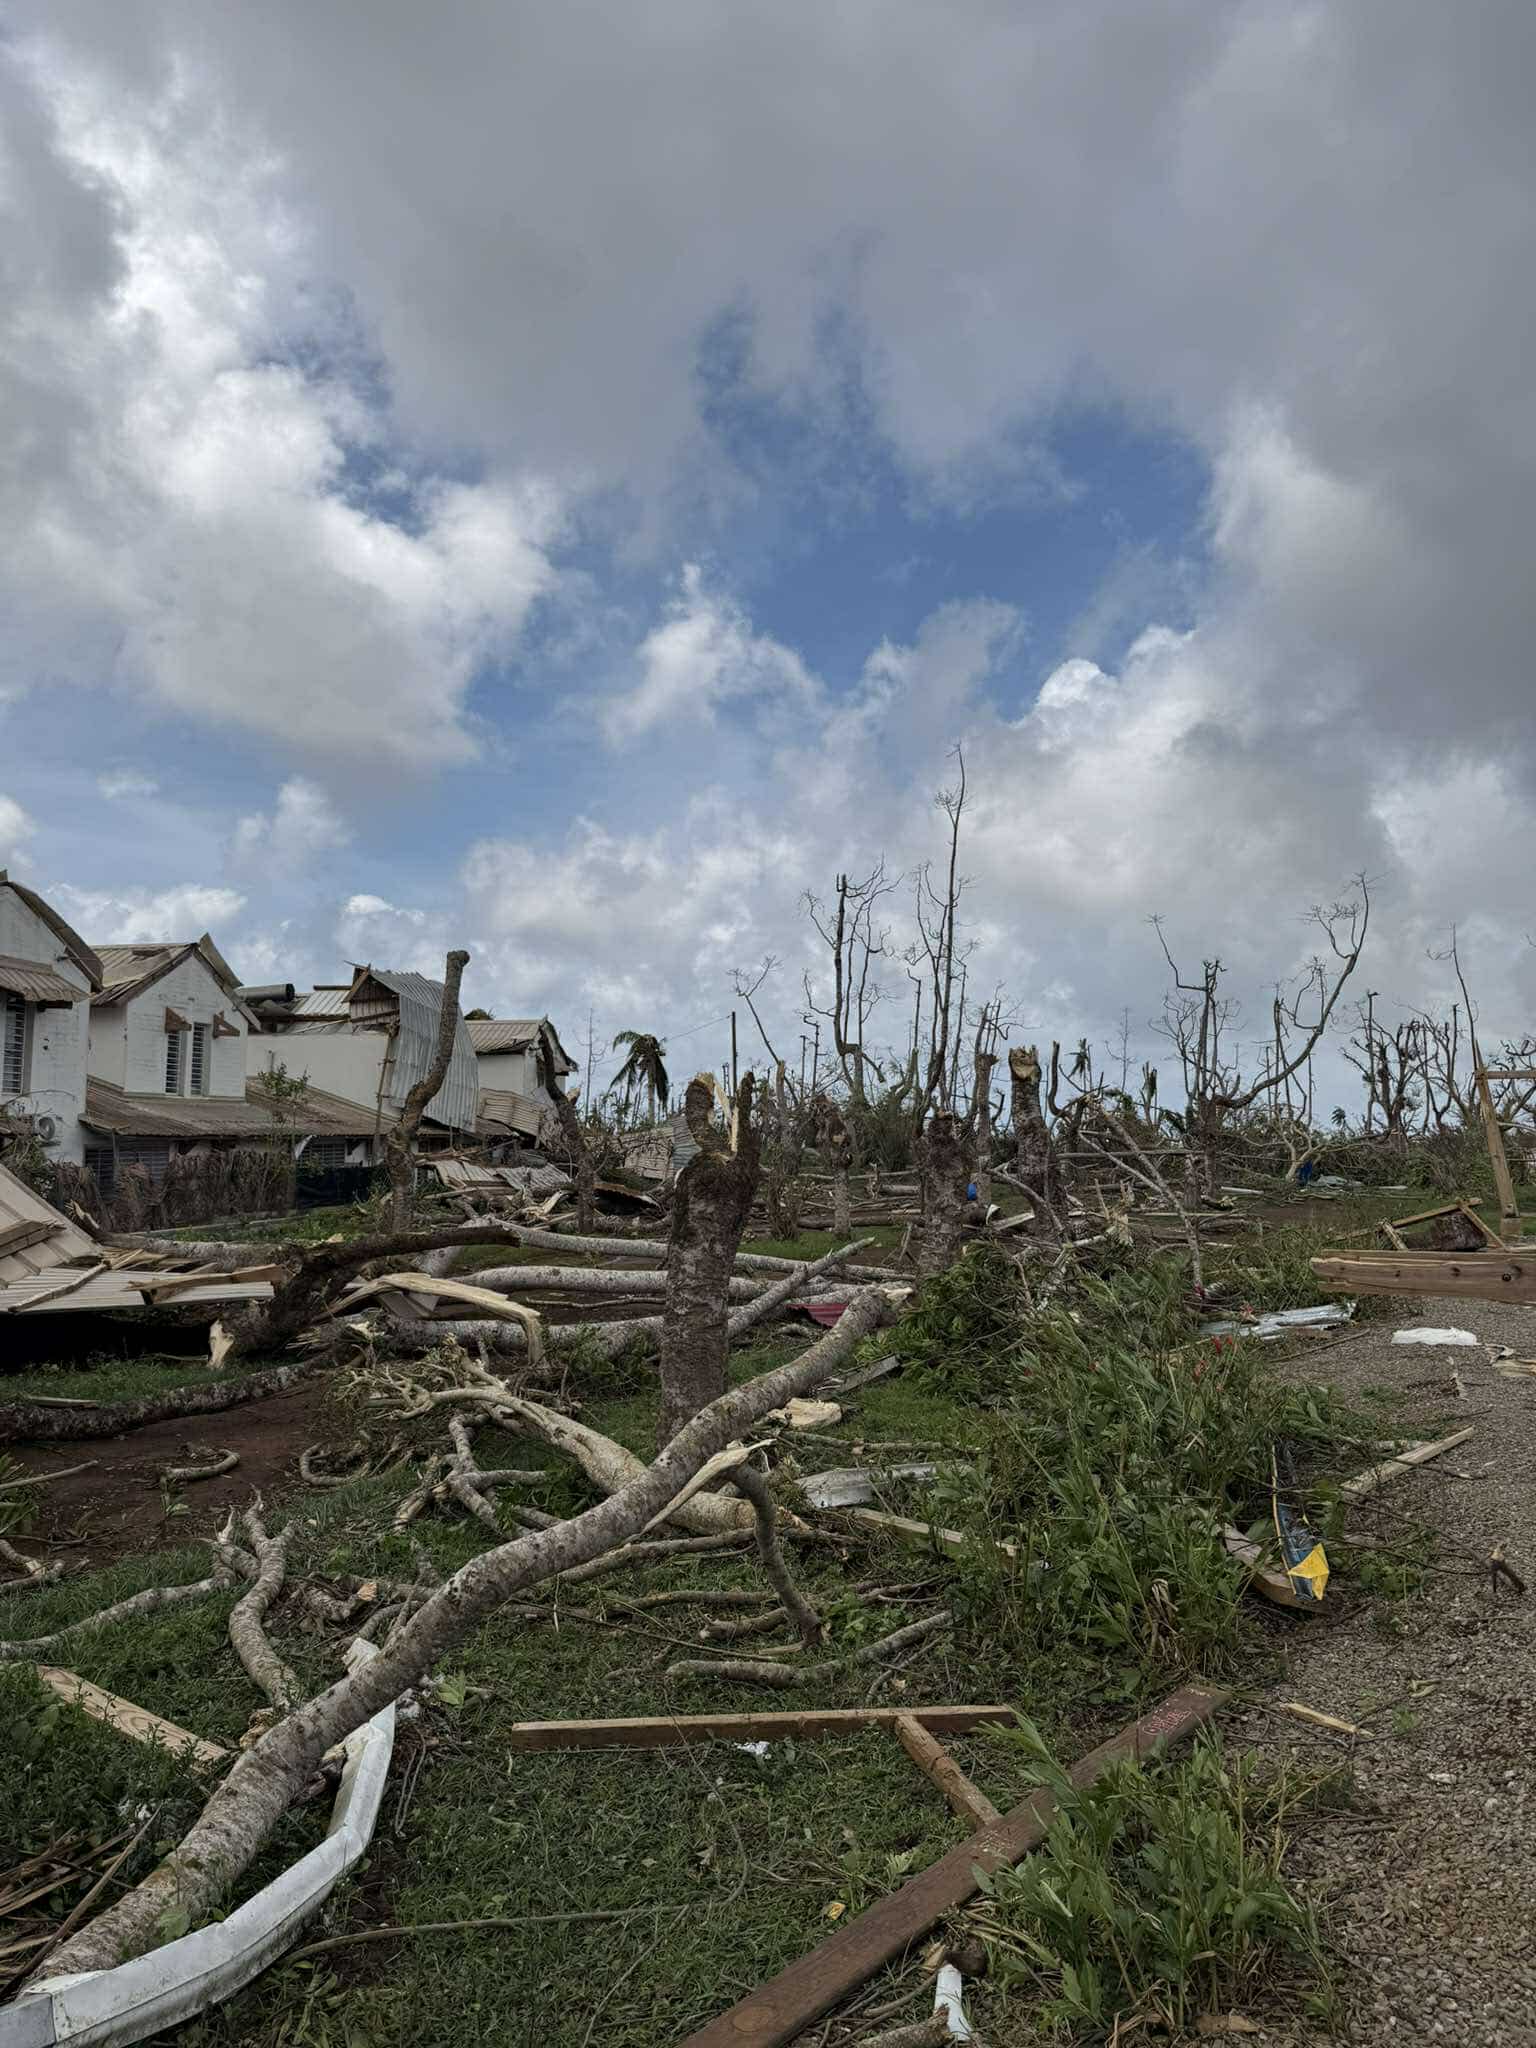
0,954 -> 89,1005
92,936 -> 248,1009
468,1015 -> 579,1073
81,1078 -> 385,1140
0,871 -> 103,990
0,1158 -> 99,1284
354,967 -> 479,1132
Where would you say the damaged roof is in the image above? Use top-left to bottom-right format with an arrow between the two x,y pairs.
81,1078 -> 385,1140
468,1015 -> 579,1073
91,934 -> 249,1011
0,954 -> 90,1006
0,871 -> 103,990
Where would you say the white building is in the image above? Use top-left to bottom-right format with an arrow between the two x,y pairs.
467,1016 -> 579,1143
80,937 -> 378,1185
243,966 -> 480,1148
0,871 -> 102,1165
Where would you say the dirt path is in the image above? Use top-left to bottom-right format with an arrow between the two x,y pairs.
1232,1300 -> 1536,2046
8,1377 -> 334,1566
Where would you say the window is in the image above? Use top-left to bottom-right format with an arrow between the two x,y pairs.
2,994 -> 27,1096
164,1027 -> 184,1095
189,1022 -> 208,1096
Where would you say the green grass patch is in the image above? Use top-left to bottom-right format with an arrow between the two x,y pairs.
976,1726 -> 1340,2039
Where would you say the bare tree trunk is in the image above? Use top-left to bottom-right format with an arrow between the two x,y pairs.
916,1111 -> 972,1277
1008,1044 -> 1053,1200
551,1086 -> 597,1234
821,1100 -> 853,1238
385,949 -> 469,1231
657,1076 -> 763,1448
0,1359 -> 322,1446
973,1048 -> 996,1207
34,1287 -> 894,1982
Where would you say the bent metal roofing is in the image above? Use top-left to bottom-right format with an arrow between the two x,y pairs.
81,1078 -> 385,1140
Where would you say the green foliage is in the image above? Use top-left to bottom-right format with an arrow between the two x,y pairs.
0,1453 -> 34,1540
977,1726 -> 1335,2038
927,1252 -> 1346,1677
887,1242 -> 1040,1400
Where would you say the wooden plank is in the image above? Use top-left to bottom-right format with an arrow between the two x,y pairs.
0,1220 -> 60,1258
1339,1428 -> 1475,1503
843,1507 -> 1021,1561
505,1705 -> 1019,1752
137,1263 -> 285,1300
1386,1200 -> 1484,1231
0,1261 -> 108,1314
1474,1064 -> 1522,1242
678,1687 -> 1225,2048
35,1667 -> 229,1768
892,1712 -> 1001,1829
1311,1252 -> 1536,1305
1460,1201 -> 1506,1249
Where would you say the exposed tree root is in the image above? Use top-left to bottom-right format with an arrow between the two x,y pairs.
298,1445 -> 368,1489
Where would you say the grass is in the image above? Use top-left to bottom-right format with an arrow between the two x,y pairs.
0,1352 -> 266,1405
0,1214 -> 1421,2045
975,1726 -> 1340,2038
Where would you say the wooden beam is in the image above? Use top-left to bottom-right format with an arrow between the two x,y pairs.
1474,1064 -> 1522,1242
892,1712 -> 1001,1829
843,1507 -> 1021,1561
1339,1429 -> 1475,1503
0,1261 -> 108,1314
1311,1251 -> 1536,1305
35,1666 -> 229,1769
137,1263 -> 285,1300
677,1687 -> 1225,2048
0,1220 -> 61,1258
505,1705 -> 1017,1752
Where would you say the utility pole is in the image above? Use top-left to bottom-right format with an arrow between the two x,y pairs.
730,1010 -> 738,1096
583,1004 -> 596,1116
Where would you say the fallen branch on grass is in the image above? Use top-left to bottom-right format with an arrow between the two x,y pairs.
0,1364 -> 318,1446
732,1462 -> 822,1648
0,1573 -> 234,1664
228,1512 -> 303,1714
665,1610 -> 951,1690
161,1449 -> 239,1485
28,1284 -> 897,1979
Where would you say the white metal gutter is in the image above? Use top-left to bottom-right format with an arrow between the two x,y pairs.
1,1640 -> 395,2048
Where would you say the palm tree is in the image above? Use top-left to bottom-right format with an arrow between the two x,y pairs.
610,1030 -> 670,1124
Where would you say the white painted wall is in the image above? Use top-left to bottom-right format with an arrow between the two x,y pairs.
0,888 -> 92,1163
89,953 -> 249,1100
477,1047 -> 537,1097
247,1029 -> 389,1115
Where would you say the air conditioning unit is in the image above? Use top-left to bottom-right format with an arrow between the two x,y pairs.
32,1114 -> 59,1146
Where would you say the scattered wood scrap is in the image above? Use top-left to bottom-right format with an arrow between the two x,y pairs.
1311,1249 -> 1536,1305
33,1666 -> 229,1769
1338,1429 -> 1475,1503
504,1705 -> 1016,1751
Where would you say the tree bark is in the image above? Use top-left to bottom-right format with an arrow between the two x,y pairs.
1008,1044 -> 1053,1200
0,1360 -> 322,1446
550,1087 -> 597,1234
916,1111 -> 972,1278
468,1264 -> 765,1301
973,1049 -> 997,1207
35,1285 -> 894,1981
508,1221 -> 903,1279
385,949 -> 470,1231
821,1101 -> 854,1238
657,1077 -> 763,1448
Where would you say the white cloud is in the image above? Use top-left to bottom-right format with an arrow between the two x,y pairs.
0,45 -> 562,767
97,768 -> 160,799
231,777 -> 351,873
0,796 -> 36,866
53,881 -> 247,943
603,564 -> 816,743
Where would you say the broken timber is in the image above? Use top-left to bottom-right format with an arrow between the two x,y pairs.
34,1667 -> 229,1770
677,1686 -> 1225,2048
1311,1249 -> 1536,1305
505,1705 -> 1015,1751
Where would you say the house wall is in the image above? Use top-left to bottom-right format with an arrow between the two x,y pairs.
90,954 -> 249,1100
0,890 -> 92,1164
247,1029 -> 390,1117
477,1048 -> 537,1098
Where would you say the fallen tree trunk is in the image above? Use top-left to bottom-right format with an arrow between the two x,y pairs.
465,1264 -> 765,1301
372,1239 -> 874,1363
33,1284 -> 896,1979
497,1222 -> 905,1281
0,1359 -> 320,1446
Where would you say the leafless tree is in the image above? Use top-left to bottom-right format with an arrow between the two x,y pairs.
803,864 -> 899,1113
1150,879 -> 1370,1194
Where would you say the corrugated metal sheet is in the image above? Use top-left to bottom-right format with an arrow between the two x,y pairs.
467,1017 -> 542,1052
93,944 -> 180,1003
0,954 -> 87,1005
0,1159 -> 99,1284
366,969 -> 479,1133
292,988 -> 351,1018
477,1087 -> 548,1139
82,1078 -> 384,1139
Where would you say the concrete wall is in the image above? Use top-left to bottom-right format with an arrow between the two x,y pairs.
0,889 -> 92,1164
247,1029 -> 388,1116
90,953 -> 249,1100
477,1047 -> 536,1098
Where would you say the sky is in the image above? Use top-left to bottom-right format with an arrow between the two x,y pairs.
2,0 -> 1534,1110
